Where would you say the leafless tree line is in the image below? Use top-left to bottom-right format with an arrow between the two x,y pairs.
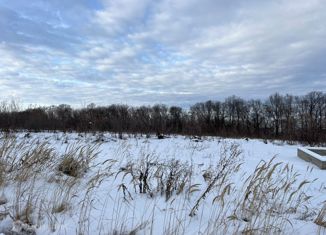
0,91 -> 325,144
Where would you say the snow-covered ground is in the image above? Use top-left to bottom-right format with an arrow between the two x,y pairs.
0,132 -> 325,235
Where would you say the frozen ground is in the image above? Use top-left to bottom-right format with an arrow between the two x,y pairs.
0,132 -> 325,235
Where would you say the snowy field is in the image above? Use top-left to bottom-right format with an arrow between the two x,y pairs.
0,132 -> 325,235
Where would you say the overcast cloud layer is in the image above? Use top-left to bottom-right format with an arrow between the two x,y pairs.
0,0 -> 325,106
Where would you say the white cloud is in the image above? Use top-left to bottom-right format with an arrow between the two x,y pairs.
0,0 -> 325,106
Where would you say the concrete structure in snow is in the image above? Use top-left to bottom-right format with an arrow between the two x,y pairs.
297,147 -> 326,169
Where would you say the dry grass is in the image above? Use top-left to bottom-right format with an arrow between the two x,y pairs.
0,134 -> 103,234
315,203 -> 326,228
225,158 -> 316,234
116,152 -> 193,202
189,141 -> 243,217
58,143 -> 100,177
0,136 -> 56,183
0,133 -> 324,235
0,160 -> 5,186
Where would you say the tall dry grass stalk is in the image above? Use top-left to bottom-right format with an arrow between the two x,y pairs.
315,203 -> 326,228
227,158 -> 316,234
189,142 -> 243,217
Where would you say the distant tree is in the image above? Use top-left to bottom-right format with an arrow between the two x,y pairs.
265,93 -> 284,137
0,91 -> 324,145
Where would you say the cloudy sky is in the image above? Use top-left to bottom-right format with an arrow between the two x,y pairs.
0,0 -> 325,106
